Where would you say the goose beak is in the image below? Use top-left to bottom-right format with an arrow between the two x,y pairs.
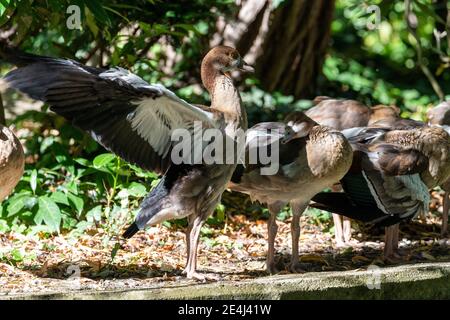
238,59 -> 255,73
281,130 -> 297,144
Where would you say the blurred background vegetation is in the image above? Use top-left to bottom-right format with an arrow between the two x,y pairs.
0,0 -> 449,239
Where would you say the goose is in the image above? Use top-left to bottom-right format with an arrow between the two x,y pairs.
305,97 -> 407,246
427,101 -> 450,236
0,124 -> 24,202
311,125 -> 450,260
229,112 -> 353,273
1,45 -> 253,280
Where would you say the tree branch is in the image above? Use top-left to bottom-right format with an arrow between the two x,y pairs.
405,0 -> 444,101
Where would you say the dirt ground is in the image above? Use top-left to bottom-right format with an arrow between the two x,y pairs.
1,93 -> 449,297
1,201 -> 449,297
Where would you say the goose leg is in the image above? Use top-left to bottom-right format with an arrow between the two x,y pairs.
333,213 -> 346,247
183,215 -> 207,280
289,201 -> 308,273
384,225 -> 393,261
329,184 -> 348,247
384,223 -> 400,262
343,217 -> 352,243
392,223 -> 400,257
442,191 -> 449,237
266,202 -> 284,274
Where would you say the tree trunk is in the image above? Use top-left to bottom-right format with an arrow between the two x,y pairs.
212,0 -> 335,99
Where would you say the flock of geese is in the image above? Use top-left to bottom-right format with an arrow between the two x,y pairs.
1,46 -> 450,280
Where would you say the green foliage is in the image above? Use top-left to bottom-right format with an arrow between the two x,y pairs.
0,0 -> 238,236
322,0 -> 450,118
1,0 -> 449,238
0,111 -> 158,236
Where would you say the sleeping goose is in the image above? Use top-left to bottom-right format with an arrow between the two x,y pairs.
0,124 -> 24,202
427,101 -> 450,236
311,125 -> 450,260
1,45 -> 253,280
229,112 -> 353,273
305,97 -> 408,246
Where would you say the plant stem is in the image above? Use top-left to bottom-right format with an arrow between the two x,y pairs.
405,0 -> 445,101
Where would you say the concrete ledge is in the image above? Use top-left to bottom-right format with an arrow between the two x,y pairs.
3,262 -> 450,300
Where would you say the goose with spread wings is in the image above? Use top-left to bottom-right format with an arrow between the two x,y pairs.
1,45 -> 253,280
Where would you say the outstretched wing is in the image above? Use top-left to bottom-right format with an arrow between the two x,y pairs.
3,51 -> 216,174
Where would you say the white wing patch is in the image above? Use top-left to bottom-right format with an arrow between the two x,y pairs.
341,127 -> 369,139
130,96 -> 186,157
395,174 -> 430,218
363,170 -> 430,219
362,170 -> 389,215
128,86 -> 216,158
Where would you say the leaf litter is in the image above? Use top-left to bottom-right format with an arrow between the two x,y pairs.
0,190 -> 449,297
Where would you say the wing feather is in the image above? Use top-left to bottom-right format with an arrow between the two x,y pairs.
3,51 -> 216,174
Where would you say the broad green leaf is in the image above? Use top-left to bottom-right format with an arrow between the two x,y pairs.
50,191 -> 70,206
10,248 -> 24,262
93,153 -> 116,168
74,158 -> 91,167
127,182 -> 147,197
67,192 -> 84,215
0,219 -> 9,233
65,180 -> 78,195
52,143 -> 71,164
36,197 -> 62,233
86,205 -> 102,223
23,196 -> 38,210
6,194 -> 27,217
30,169 -> 38,193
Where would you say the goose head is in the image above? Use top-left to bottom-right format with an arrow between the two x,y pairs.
368,104 -> 400,125
282,111 -> 318,143
201,46 -> 253,93
427,101 -> 450,125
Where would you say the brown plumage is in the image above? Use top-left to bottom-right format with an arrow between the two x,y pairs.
313,124 -> 450,260
427,101 -> 450,236
306,97 -> 407,246
0,125 -> 24,202
3,45 -> 253,280
229,112 -> 353,273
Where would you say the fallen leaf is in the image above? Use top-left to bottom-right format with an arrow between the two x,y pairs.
351,255 -> 371,264
299,254 -> 329,266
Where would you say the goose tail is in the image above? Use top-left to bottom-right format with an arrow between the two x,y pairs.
122,176 -> 169,239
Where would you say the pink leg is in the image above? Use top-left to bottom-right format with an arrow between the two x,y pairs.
329,184 -> 351,247
266,203 -> 283,274
343,217 -> 352,243
289,201 -> 307,273
333,213 -> 346,247
442,191 -> 449,237
183,215 -> 206,280
384,224 -> 400,262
